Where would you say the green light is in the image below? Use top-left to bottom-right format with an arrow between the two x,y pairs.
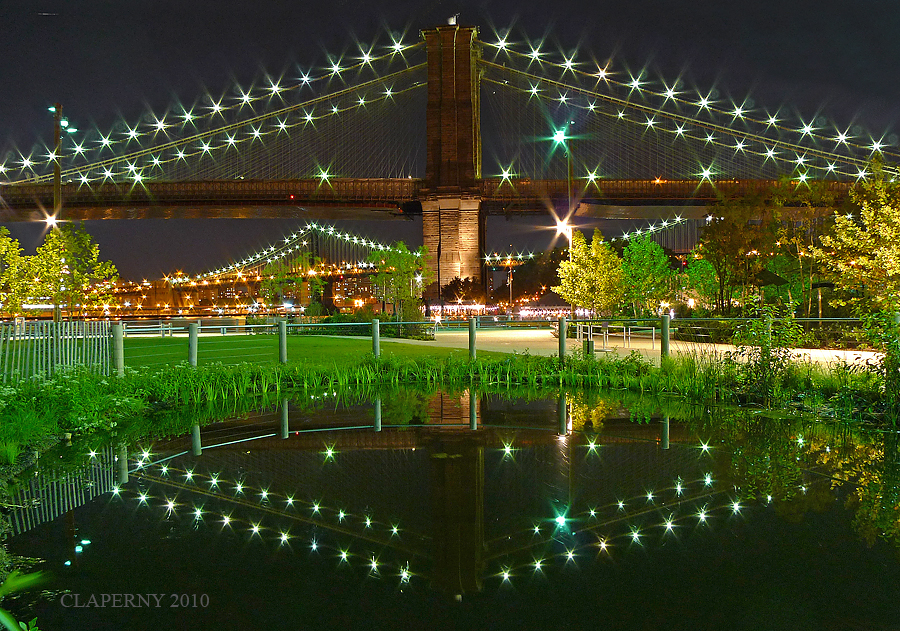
553,129 -> 567,144
555,515 -> 566,526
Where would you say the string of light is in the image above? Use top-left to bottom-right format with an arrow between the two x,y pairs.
479,38 -> 898,173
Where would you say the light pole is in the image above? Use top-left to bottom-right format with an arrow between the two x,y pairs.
48,104 -> 77,322
556,219 -> 575,318
552,126 -> 574,224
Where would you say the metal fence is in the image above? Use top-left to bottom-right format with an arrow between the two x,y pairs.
0,320 -> 110,382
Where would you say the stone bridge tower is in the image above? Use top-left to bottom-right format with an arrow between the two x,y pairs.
421,25 -> 484,300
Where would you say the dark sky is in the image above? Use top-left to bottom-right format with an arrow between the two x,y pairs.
2,0 -> 899,279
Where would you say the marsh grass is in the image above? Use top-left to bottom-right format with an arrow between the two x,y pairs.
0,337 -> 893,462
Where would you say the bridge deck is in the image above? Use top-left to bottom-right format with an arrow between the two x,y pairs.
0,178 -> 852,221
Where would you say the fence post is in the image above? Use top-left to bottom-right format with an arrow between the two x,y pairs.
372,319 -> 380,358
278,320 -> 288,364
111,322 -> 124,378
660,314 -> 670,359
558,316 -> 567,363
188,322 -> 199,367
468,317 -> 477,361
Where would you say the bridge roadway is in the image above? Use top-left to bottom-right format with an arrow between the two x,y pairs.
0,177 -> 853,221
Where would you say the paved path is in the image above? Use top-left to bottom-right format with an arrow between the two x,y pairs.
385,327 -> 880,367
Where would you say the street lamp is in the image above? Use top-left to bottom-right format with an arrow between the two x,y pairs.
48,104 -> 78,223
552,125 -> 574,222
555,218 -> 573,258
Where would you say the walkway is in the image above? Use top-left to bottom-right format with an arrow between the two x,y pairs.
386,327 -> 880,367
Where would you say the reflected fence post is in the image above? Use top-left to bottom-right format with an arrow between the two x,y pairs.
469,389 -> 477,430
191,424 -> 202,456
116,443 -> 128,485
661,415 -> 670,450
374,396 -> 382,432
558,392 -> 567,436
280,398 -> 289,439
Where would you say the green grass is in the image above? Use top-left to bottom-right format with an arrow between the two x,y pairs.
123,334 -> 507,369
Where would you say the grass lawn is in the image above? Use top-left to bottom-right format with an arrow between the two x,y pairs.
123,334 -> 508,369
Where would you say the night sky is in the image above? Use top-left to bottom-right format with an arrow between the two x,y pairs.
2,0 -> 899,279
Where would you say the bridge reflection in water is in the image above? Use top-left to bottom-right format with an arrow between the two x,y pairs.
8,391 -> 723,601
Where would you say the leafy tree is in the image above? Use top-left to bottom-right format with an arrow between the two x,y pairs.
368,242 -> 430,321
260,251 -> 322,308
0,228 -> 29,314
552,229 -> 623,316
682,252 -> 719,313
621,235 -> 675,316
813,156 -> 900,313
769,181 -> 835,316
31,224 -> 117,318
696,195 -> 776,314
442,276 -> 486,303
502,248 -> 567,301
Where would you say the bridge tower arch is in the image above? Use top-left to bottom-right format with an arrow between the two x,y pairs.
421,25 -> 484,301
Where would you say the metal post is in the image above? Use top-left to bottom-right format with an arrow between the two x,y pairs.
468,316 -> 477,360
372,318 -> 380,358
661,415 -> 670,450
188,322 -> 199,367
280,398 -> 289,439
278,319 -> 287,364
116,443 -> 128,485
558,392 -> 567,436
660,314 -> 670,359
558,316 -> 567,363
374,396 -> 382,432
469,388 -> 477,430
191,424 -> 202,456
111,322 -> 124,378
51,103 -> 62,323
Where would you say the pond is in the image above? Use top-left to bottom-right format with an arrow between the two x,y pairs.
6,389 -> 900,630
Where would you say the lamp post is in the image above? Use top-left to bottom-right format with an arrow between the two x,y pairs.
48,104 -> 77,322
48,104 -> 77,221
552,126 -> 574,224
556,218 -> 576,318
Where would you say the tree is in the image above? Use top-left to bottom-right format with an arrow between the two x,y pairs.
368,242 -> 430,321
31,224 -> 118,318
0,228 -> 29,314
696,195 -> 776,314
260,251 -> 321,308
813,156 -> 900,312
682,252 -> 719,313
621,235 -> 675,316
769,181 -> 835,316
552,229 -> 623,316
442,276 -> 486,303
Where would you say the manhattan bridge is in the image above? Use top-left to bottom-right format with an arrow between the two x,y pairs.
0,23 -> 893,293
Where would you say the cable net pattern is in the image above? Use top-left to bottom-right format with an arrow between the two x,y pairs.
3,47 -> 426,185
478,42 -> 898,182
